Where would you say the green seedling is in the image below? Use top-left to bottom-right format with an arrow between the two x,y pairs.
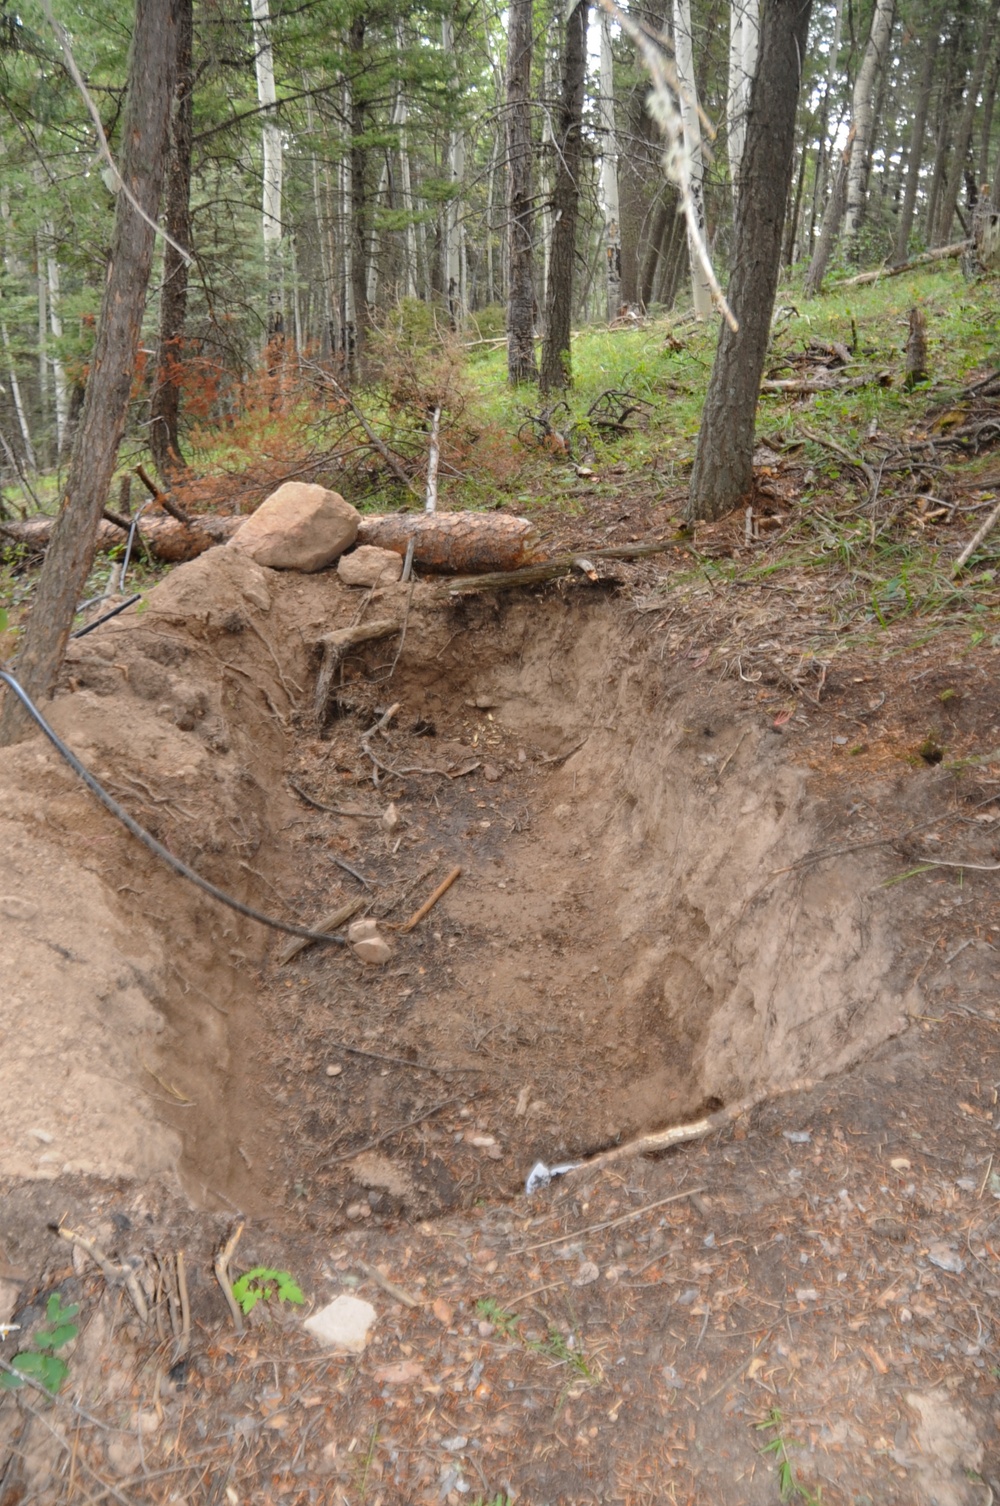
0,1292 -> 80,1393
755,1408 -> 823,1504
475,1297 -> 520,1339
231,1267 -> 305,1317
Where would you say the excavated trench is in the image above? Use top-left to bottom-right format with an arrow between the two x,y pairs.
0,547 -> 924,1228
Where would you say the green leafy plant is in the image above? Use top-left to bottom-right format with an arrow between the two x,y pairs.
0,1293 -> 80,1393
231,1267 -> 305,1317
755,1409 -> 823,1504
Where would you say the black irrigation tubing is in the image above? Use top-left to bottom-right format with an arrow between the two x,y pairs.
70,593 -> 142,638
0,670 -> 347,946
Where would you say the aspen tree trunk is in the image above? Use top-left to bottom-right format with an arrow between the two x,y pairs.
35,235 -> 49,457
339,76 -> 356,374
539,3 -> 560,317
688,0 -> 813,521
505,0 -> 538,384
727,0 -> 760,197
395,25 -> 418,302
673,0 -> 713,317
442,15 -> 467,325
306,92 -> 336,358
149,0 -> 193,475
42,222 -> 69,458
0,180 -> 36,470
250,0 -> 284,336
843,0 -> 895,249
0,0 -> 179,746
539,0 -> 588,390
893,30 -> 939,263
806,0 -> 845,252
598,11 -> 622,320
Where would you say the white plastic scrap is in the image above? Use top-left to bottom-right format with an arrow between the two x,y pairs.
525,1160 -> 583,1195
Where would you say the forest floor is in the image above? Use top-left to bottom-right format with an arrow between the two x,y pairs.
1,265 -> 1000,1505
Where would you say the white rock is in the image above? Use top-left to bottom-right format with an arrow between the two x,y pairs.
228,482 -> 359,572
304,1294 -> 377,1353
348,918 -> 378,943
352,935 -> 392,965
338,545 -> 403,587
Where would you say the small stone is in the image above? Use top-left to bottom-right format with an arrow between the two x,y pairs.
304,1294 -> 377,1353
573,1261 -> 600,1287
28,1128 -> 54,1145
348,918 -> 378,943
337,545 -> 403,587
325,1064 -> 343,1077
345,1201 -> 372,1221
228,482 -> 359,572
381,802 -> 400,833
352,935 -> 393,966
483,763 -> 501,782
432,1297 -> 454,1326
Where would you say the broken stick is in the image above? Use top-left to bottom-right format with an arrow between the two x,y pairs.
214,1222 -> 245,1335
399,866 -> 462,933
279,895 -> 366,965
953,495 -> 1000,574
313,618 -> 400,726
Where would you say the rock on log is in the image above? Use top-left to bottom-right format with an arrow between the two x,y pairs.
3,510 -> 540,575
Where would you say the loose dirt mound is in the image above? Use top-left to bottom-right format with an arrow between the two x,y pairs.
3,545 -> 989,1219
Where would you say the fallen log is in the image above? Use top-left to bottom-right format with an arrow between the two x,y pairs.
434,538 -> 686,597
4,509 -> 540,576
357,511 -> 541,573
1,512 -> 242,562
834,239 -> 969,288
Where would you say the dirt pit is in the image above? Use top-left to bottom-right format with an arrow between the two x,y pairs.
2,542 -> 983,1232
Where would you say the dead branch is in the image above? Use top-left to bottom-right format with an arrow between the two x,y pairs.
798,424 -> 877,497
953,495 -> 1000,574
425,405 -> 441,513
278,895 -> 365,965
56,1225 -> 148,1324
314,368 -> 421,496
314,618 -> 401,726
436,538 -> 686,596
834,239 -> 969,287
564,1077 -> 817,1178
134,462 -> 192,525
399,866 -> 462,933
214,1222 -> 245,1334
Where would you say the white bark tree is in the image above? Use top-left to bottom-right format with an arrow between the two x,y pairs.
599,11 -> 622,320
250,0 -> 284,334
727,0 -> 760,195
673,0 -> 714,317
843,0 -> 895,248
442,14 -> 467,324
42,222 -> 69,456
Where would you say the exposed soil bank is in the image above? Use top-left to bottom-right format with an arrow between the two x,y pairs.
3,545 -> 994,1220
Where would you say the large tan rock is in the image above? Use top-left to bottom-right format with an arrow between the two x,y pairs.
228,482 -> 359,572
337,544 -> 404,587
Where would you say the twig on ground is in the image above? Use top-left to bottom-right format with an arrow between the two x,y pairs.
356,1260 -> 421,1309
278,896 -> 365,965
398,866 -> 462,933
953,495 -> 1000,574
331,856 -> 375,889
56,1226 -> 148,1324
313,619 -> 401,726
517,1187 -> 707,1255
286,781 -> 380,819
798,424 -> 877,499
175,1250 -> 191,1361
214,1223 -> 245,1335
322,1098 -> 463,1166
326,1040 -> 483,1075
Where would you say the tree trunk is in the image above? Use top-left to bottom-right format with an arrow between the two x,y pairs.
640,194 -> 673,308
803,134 -> 851,295
935,10 -> 997,244
805,0 -> 844,252
539,0 -> 588,392
688,0 -> 813,522
0,0 -> 180,745
42,221 -> 69,459
727,0 -> 760,197
892,29 -> 939,263
250,0 -> 284,337
673,0 -> 714,316
505,0 -> 537,384
598,12 -> 622,320
149,0 -> 193,477
843,0 -> 895,249
442,15 -> 467,326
